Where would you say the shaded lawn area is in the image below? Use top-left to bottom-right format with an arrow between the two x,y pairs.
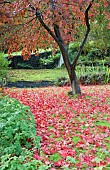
4,85 -> 110,169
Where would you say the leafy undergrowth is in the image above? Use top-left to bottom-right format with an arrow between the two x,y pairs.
4,85 -> 110,169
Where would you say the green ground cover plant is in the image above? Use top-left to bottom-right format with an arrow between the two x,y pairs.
0,96 -> 50,170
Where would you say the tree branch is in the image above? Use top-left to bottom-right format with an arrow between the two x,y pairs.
72,0 -> 94,70
50,0 -> 55,11
0,1 -> 11,8
36,5 -> 72,76
0,1 -> 11,4
53,24 -> 64,43
36,10 -> 60,44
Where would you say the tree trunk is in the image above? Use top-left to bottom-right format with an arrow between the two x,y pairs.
59,43 -> 81,95
70,70 -> 81,95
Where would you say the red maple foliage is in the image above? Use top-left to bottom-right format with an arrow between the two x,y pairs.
4,85 -> 110,169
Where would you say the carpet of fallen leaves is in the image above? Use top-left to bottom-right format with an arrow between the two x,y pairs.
4,85 -> 110,169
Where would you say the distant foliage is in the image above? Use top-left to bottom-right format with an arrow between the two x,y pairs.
77,65 -> 110,85
68,42 -> 110,66
39,54 -> 60,68
0,53 -> 10,87
55,65 -> 110,86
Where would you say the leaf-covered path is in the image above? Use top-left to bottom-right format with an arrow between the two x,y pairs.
4,85 -> 110,169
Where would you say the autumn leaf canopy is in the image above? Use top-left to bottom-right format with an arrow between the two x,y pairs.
0,0 -> 109,59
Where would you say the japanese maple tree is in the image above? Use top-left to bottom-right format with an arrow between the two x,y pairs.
0,0 -> 109,94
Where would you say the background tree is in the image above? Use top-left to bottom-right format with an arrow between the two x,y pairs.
77,0 -> 110,56
0,0 -> 109,94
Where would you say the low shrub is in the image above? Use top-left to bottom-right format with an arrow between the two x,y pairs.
0,96 -> 50,170
17,63 -> 33,69
39,54 -> 60,69
79,73 -> 110,85
55,77 -> 70,86
0,53 -> 10,87
39,55 -> 54,65
55,67 -> 110,86
77,65 -> 110,85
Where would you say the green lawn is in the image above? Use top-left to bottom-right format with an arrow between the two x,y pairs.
8,69 -> 68,82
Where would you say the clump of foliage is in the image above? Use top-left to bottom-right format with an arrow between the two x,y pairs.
39,54 -> 60,69
0,151 -> 51,170
0,53 -> 10,87
39,55 -> 54,66
0,97 -> 51,170
68,41 -> 110,66
77,65 -> 110,85
55,77 -> 69,86
17,63 -> 33,69
0,96 -> 41,156
79,73 -> 110,85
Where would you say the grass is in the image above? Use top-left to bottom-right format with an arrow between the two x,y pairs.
8,65 -> 109,85
8,69 -> 68,82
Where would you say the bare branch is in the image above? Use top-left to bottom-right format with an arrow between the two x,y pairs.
0,1 -> 11,8
28,4 -> 36,11
36,9 -> 60,44
53,24 -> 64,43
23,17 -> 36,25
72,0 -> 94,70
0,1 -> 11,4
23,14 -> 35,19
